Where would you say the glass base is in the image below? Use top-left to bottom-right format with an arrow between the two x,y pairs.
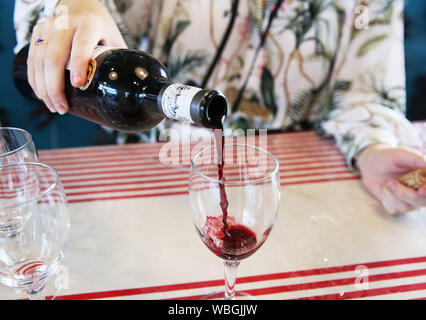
201,291 -> 255,300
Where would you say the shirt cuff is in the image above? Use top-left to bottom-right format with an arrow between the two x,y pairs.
336,127 -> 399,171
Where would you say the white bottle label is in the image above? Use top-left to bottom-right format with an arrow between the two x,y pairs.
161,84 -> 202,123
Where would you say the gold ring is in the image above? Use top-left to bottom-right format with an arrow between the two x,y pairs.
35,39 -> 48,47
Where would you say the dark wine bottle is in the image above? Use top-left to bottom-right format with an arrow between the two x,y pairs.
12,45 -> 227,133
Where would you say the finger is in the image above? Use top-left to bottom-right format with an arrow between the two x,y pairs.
381,186 -> 414,215
386,180 -> 426,208
32,23 -> 57,113
69,22 -> 101,88
419,185 -> 426,197
114,36 -> 128,48
98,17 -> 127,48
28,23 -> 42,98
393,148 -> 426,170
104,32 -> 128,48
43,30 -> 73,115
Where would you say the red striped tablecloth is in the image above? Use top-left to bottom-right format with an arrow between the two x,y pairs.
44,131 -> 359,204
1,126 -> 425,300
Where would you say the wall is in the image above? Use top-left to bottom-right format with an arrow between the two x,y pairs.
404,0 -> 426,120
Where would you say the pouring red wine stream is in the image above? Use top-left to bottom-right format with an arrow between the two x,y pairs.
211,126 -> 258,259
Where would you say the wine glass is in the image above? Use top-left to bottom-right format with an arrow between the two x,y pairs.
189,144 -> 280,300
0,127 -> 38,165
0,163 -> 70,300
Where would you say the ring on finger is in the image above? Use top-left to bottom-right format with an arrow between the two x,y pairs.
35,39 -> 48,47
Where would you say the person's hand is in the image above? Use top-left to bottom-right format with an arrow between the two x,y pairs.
28,0 -> 127,114
357,144 -> 426,214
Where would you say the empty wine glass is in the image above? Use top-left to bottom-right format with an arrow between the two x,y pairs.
0,127 -> 38,165
0,163 -> 70,300
189,144 -> 280,300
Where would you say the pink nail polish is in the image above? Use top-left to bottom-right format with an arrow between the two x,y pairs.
55,104 -> 66,115
72,72 -> 82,85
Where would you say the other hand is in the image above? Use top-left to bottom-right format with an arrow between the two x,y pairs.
357,144 -> 426,214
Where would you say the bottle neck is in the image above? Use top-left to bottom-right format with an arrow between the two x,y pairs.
158,84 -> 227,129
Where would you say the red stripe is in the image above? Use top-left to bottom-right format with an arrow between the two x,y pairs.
64,170 -> 354,197
59,161 -> 346,184
46,150 -> 340,171
252,269 -> 426,298
169,269 -> 426,300
61,165 -> 350,190
40,142 -> 164,155
56,159 -> 347,183
39,136 -> 331,160
55,156 -> 345,179
38,131 -> 325,155
63,176 -> 188,189
56,159 -> 345,180
65,183 -> 188,197
43,148 -> 342,170
15,261 -> 43,274
40,143 -> 338,164
48,153 -> 342,173
50,256 -> 426,300
51,279 -> 224,300
58,165 -> 189,178
62,168 -> 190,183
294,282 -> 426,300
66,176 -> 360,203
40,145 -> 339,164
281,176 -> 360,186
67,190 -> 189,203
240,256 -> 426,282
21,262 -> 44,276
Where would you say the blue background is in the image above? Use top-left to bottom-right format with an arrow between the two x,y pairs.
0,1 -> 425,150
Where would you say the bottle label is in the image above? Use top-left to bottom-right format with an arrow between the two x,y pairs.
161,84 -> 202,123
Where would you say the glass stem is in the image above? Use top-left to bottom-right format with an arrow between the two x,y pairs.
27,288 -> 45,300
223,260 -> 240,300
26,280 -> 47,300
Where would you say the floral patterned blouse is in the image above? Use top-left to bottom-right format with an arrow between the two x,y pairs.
13,0 -> 421,167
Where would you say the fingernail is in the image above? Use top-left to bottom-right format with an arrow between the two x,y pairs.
386,181 -> 397,192
55,104 -> 66,115
72,72 -> 82,86
46,103 -> 57,113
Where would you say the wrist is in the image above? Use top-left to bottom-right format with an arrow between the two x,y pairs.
354,143 -> 391,171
